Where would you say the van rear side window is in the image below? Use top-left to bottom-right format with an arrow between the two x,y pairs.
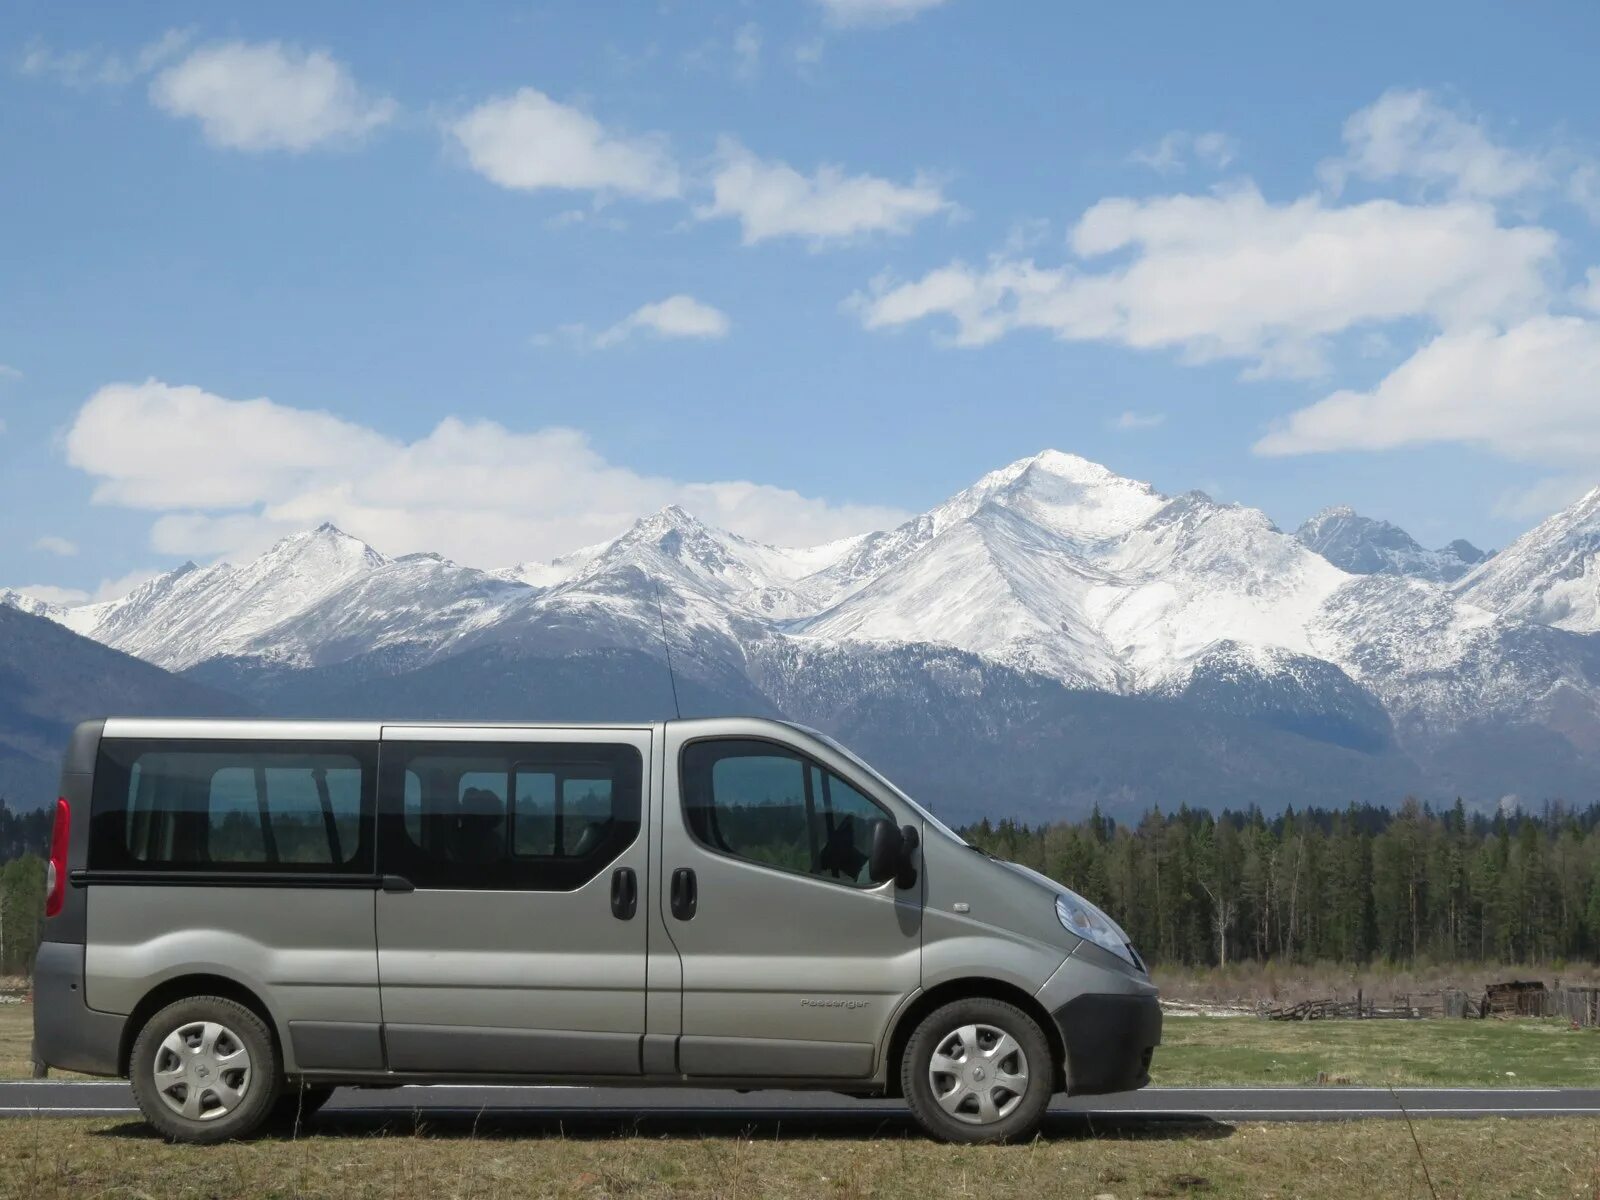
381,742 -> 642,891
89,740 -> 376,874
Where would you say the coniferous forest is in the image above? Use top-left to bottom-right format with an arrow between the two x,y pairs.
960,801 -> 1600,968
5,800 -> 1600,973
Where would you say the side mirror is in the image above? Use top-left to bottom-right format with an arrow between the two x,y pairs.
897,823 -> 920,889
869,821 -> 921,886
868,820 -> 903,884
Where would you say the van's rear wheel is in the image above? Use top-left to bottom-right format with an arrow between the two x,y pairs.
901,998 -> 1053,1144
129,996 -> 279,1144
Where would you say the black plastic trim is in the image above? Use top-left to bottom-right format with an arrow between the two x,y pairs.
71,869 -> 386,889
289,1021 -> 386,1071
678,1034 -> 874,1078
30,941 -> 123,1076
1052,992 -> 1162,1095
383,1024 -> 643,1075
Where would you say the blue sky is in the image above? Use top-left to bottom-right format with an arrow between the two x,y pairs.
3,0 -> 1599,602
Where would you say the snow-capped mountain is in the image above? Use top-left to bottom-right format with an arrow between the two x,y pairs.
8,450 -> 1600,818
0,588 -> 61,621
1455,488 -> 1600,632
48,524 -> 391,671
1295,506 -> 1487,583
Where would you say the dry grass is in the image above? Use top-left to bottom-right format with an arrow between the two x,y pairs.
0,999 -> 33,1079
0,1114 -> 1597,1199
1153,961 -> 1600,1009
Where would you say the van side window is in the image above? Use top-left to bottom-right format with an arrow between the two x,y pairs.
89,741 -> 374,873
379,742 -> 641,890
680,739 -> 891,889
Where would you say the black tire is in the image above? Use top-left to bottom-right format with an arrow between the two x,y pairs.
269,1084 -> 335,1130
128,996 -> 281,1144
901,997 -> 1054,1144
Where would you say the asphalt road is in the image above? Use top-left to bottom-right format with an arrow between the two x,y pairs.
4,1081 -> 1599,1132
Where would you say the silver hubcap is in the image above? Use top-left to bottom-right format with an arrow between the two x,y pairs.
152,1021 -> 252,1122
928,1023 -> 1030,1125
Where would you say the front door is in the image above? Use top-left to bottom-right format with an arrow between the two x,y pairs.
375,725 -> 652,1075
658,726 -> 922,1080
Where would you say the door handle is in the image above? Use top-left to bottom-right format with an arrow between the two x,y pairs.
380,874 -> 414,894
670,867 -> 697,921
611,867 -> 637,920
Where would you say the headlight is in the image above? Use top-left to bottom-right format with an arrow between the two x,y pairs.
1055,890 -> 1138,969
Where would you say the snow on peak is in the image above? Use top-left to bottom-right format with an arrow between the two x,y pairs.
63,525 -> 391,670
583,504 -> 822,604
31,450 -> 1597,746
1457,484 -> 1600,631
259,523 -> 388,570
934,449 -> 1166,544
1296,506 -> 1482,583
0,588 -> 63,620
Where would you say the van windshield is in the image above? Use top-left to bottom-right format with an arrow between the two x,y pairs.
786,725 -> 973,849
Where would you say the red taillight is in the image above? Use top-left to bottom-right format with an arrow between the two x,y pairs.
44,797 -> 69,918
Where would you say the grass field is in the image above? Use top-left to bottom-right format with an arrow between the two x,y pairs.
6,1000 -> 1600,1087
5,999 -> 1600,1198
0,1001 -> 33,1079
0,1114 -> 1596,1199
1158,1015 -> 1600,1088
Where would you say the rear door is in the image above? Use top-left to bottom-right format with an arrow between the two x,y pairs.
375,725 -> 651,1075
658,724 -> 922,1080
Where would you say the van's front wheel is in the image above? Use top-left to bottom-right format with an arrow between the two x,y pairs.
129,996 -> 280,1144
901,998 -> 1053,1144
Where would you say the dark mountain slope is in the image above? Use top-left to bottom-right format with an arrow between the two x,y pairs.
0,605 -> 254,807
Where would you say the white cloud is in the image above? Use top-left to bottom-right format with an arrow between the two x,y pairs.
1574,267 -> 1600,314
20,28 -> 190,87
66,380 -> 396,510
1130,130 -> 1237,174
33,536 -> 78,558
1493,475 -> 1600,522
1110,411 -> 1166,432
63,380 -> 910,566
794,37 -> 826,69
0,364 -> 21,381
700,139 -> 951,247
450,88 -> 680,199
816,0 -> 951,27
1255,316 -> 1600,463
150,41 -> 395,152
733,24 -> 762,82
592,295 -> 731,349
1570,164 -> 1600,222
1320,88 -> 1600,219
853,187 -> 1556,376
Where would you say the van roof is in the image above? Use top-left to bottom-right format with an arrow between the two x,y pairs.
94,715 -> 804,741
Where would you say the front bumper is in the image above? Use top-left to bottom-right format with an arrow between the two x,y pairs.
1052,991 -> 1162,1094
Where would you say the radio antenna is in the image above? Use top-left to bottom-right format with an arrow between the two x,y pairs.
651,576 -> 683,720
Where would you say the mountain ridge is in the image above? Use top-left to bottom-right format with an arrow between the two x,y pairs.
7,450 -> 1600,819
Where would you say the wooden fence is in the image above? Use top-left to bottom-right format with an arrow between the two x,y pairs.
1261,983 -> 1600,1025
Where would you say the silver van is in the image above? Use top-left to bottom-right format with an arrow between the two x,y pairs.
33,716 -> 1160,1144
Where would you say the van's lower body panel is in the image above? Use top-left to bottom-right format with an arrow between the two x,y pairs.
678,1035 -> 874,1078
31,941 -> 123,1076
383,1025 -> 643,1075
1053,992 -> 1161,1094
